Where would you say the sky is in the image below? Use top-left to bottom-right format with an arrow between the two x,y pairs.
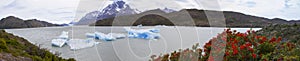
0,0 -> 299,24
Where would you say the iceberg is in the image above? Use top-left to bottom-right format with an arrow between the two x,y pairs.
58,31 -> 69,39
86,32 -> 126,41
86,33 -> 96,38
51,39 -> 67,47
155,25 -> 169,28
66,38 -> 100,50
52,31 -> 69,47
137,24 -> 143,28
108,33 -> 126,39
148,28 -> 160,33
95,32 -> 116,41
52,31 -> 103,50
124,27 -> 160,40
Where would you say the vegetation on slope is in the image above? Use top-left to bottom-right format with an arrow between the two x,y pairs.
0,30 -> 75,61
151,27 -> 300,61
257,24 -> 300,44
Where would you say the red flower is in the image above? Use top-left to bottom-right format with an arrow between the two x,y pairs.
277,37 -> 282,42
255,36 -> 261,39
232,45 -> 238,55
236,33 -> 244,37
260,36 -> 267,44
252,53 -> 257,58
204,41 -> 212,48
230,38 -> 234,41
233,49 -> 238,55
247,30 -> 251,33
225,51 -> 230,56
270,37 -> 276,43
239,45 -> 246,50
248,47 -> 254,52
252,30 -> 256,33
245,42 -> 252,47
233,39 -> 238,44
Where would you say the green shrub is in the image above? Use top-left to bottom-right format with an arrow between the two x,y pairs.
257,42 -> 275,55
0,38 -> 8,52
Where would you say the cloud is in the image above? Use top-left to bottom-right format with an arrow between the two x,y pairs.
216,0 -> 300,20
122,0 -> 300,20
0,0 -> 299,24
0,0 -> 80,24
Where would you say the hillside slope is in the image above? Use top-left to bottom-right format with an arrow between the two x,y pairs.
0,16 -> 60,29
0,30 -> 75,61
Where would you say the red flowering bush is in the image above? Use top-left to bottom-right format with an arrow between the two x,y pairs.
151,29 -> 300,61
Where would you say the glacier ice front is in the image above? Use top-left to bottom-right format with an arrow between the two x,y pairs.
66,38 -> 100,50
86,32 -> 126,41
124,27 -> 160,40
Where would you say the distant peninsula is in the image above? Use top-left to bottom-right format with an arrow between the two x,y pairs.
0,16 -> 61,29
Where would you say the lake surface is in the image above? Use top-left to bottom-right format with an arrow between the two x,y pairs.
5,26 -> 261,61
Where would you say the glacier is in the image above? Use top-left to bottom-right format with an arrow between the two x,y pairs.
124,27 -> 160,40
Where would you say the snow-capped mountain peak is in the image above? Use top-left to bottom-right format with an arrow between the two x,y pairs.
161,8 -> 176,13
76,0 -> 139,25
97,0 -> 138,19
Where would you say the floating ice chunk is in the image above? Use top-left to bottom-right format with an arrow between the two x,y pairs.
108,33 -> 126,39
95,32 -> 116,41
51,39 -> 67,47
86,32 -> 126,41
86,33 -> 96,38
155,25 -> 168,28
66,38 -> 100,50
137,24 -> 143,28
58,31 -> 69,39
52,31 -> 69,47
124,27 -> 160,40
149,28 -> 160,33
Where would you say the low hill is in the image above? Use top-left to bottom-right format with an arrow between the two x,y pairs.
0,16 -> 60,29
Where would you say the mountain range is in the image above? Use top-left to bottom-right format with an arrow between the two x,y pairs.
0,16 -> 60,29
92,9 -> 300,27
